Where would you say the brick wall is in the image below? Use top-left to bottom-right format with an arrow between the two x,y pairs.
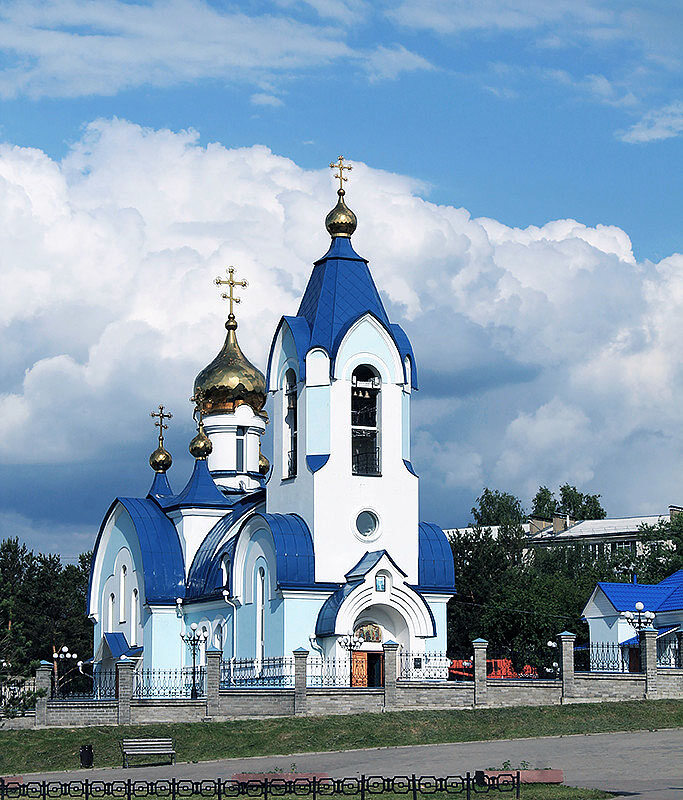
130,700 -> 207,724
306,688 -> 384,715
395,681 -> 473,708
573,673 -> 645,700
45,701 -> 118,727
656,669 -> 683,698
217,689 -> 295,718
486,680 -> 562,707
0,712 -> 36,729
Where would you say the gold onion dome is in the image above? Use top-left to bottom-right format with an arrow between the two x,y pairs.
149,444 -> 172,473
193,316 -> 267,416
189,420 -> 213,459
325,189 -> 357,238
259,448 -> 270,476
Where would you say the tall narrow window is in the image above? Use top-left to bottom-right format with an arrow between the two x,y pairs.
130,588 -> 138,646
119,565 -> 127,622
108,593 -> 115,632
215,624 -> 224,653
284,370 -> 297,478
351,365 -> 381,475
221,556 -> 230,589
256,567 -> 266,661
235,426 -> 246,472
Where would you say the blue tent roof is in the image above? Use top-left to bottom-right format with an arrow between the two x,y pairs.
164,459 -> 233,510
418,522 -> 456,592
185,490 -> 265,600
88,497 -> 186,608
345,549 -> 406,581
597,568 -> 683,613
266,236 -> 417,389
148,472 -> 173,499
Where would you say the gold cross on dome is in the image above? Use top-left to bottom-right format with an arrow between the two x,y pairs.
330,155 -> 352,192
150,404 -> 173,444
215,266 -> 248,318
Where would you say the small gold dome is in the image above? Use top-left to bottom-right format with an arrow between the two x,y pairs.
189,422 -> 213,459
194,318 -> 267,416
258,449 -> 270,476
325,189 -> 357,238
149,444 -> 172,473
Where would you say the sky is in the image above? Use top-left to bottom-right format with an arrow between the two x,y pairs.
0,0 -> 681,560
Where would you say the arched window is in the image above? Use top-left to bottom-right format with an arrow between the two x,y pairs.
256,567 -> 266,661
351,365 -> 381,475
119,565 -> 127,622
215,623 -> 224,653
107,593 -> 115,632
130,588 -> 138,646
221,556 -> 230,589
284,369 -> 297,478
201,626 -> 209,666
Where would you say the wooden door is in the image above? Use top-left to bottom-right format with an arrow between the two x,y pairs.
351,651 -> 368,687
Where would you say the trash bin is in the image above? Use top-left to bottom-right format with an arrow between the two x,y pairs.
80,745 -> 93,768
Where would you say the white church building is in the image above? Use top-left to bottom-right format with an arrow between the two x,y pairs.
87,161 -> 455,684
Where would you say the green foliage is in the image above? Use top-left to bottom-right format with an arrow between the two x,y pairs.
449,484 -> 674,661
530,484 -> 606,521
0,538 -> 92,677
0,701 -> 679,774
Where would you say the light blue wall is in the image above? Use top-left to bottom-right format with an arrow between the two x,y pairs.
305,386 -> 330,455
283,596 -> 326,653
234,554 -> 285,658
425,600 -> 448,653
145,610 -> 181,668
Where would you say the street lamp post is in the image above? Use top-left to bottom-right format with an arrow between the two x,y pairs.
339,633 -> 364,687
546,640 -> 560,677
181,622 -> 208,699
622,601 -> 655,631
52,645 -> 78,696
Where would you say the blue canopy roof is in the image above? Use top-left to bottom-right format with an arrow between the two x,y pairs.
101,633 -> 142,660
266,236 -> 417,389
88,497 -> 186,609
418,522 -> 456,592
259,513 -> 315,588
185,490 -> 265,600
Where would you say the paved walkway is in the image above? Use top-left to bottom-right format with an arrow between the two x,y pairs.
15,729 -> 683,800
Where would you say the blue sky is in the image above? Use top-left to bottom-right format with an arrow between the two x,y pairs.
0,0 -> 681,559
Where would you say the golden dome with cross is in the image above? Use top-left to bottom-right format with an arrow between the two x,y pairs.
193,266 -> 267,416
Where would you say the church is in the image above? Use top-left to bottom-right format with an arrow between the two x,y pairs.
87,158 -> 455,684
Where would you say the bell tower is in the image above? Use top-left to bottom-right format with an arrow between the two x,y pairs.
266,157 -> 419,584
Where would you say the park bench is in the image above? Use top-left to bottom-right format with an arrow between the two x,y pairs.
121,738 -> 175,767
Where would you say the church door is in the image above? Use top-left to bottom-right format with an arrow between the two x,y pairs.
367,652 -> 384,687
351,651 -> 368,687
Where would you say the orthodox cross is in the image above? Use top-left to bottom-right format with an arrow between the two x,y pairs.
150,405 -> 172,445
215,266 -> 248,317
330,155 -> 352,192
190,388 -> 205,424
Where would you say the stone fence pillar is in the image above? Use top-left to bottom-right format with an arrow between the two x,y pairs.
558,631 -> 576,699
34,660 -> 52,727
640,627 -> 658,698
205,647 -> 221,718
472,638 -> 488,707
293,648 -> 308,716
382,640 -> 399,709
116,658 -> 135,725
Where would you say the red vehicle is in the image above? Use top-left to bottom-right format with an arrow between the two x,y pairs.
448,658 -> 538,680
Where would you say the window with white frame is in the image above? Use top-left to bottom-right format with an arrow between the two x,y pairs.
119,565 -> 127,622
107,592 -> 115,632
130,588 -> 138,646
351,365 -> 381,476
284,370 -> 297,478
256,567 -> 266,661
236,426 -> 246,472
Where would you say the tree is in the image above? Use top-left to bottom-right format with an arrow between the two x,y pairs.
530,484 -> 606,521
471,488 -> 526,528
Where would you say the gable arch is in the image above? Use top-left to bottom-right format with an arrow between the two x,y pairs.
334,313 -> 403,384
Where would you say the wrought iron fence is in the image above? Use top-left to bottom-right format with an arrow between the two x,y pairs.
133,667 -> 205,699
51,669 -> 117,701
484,653 -> 542,680
0,774 -> 521,799
306,656 -> 351,687
399,652 -> 451,681
220,657 -> 295,688
574,642 -> 631,673
0,676 -> 39,712
657,636 -> 680,668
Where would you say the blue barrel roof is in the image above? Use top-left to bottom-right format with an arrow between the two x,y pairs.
418,522 -> 455,591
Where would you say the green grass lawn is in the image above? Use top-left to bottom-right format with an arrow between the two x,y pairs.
0,699 -> 680,775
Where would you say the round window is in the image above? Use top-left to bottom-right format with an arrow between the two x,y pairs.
356,510 -> 379,538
